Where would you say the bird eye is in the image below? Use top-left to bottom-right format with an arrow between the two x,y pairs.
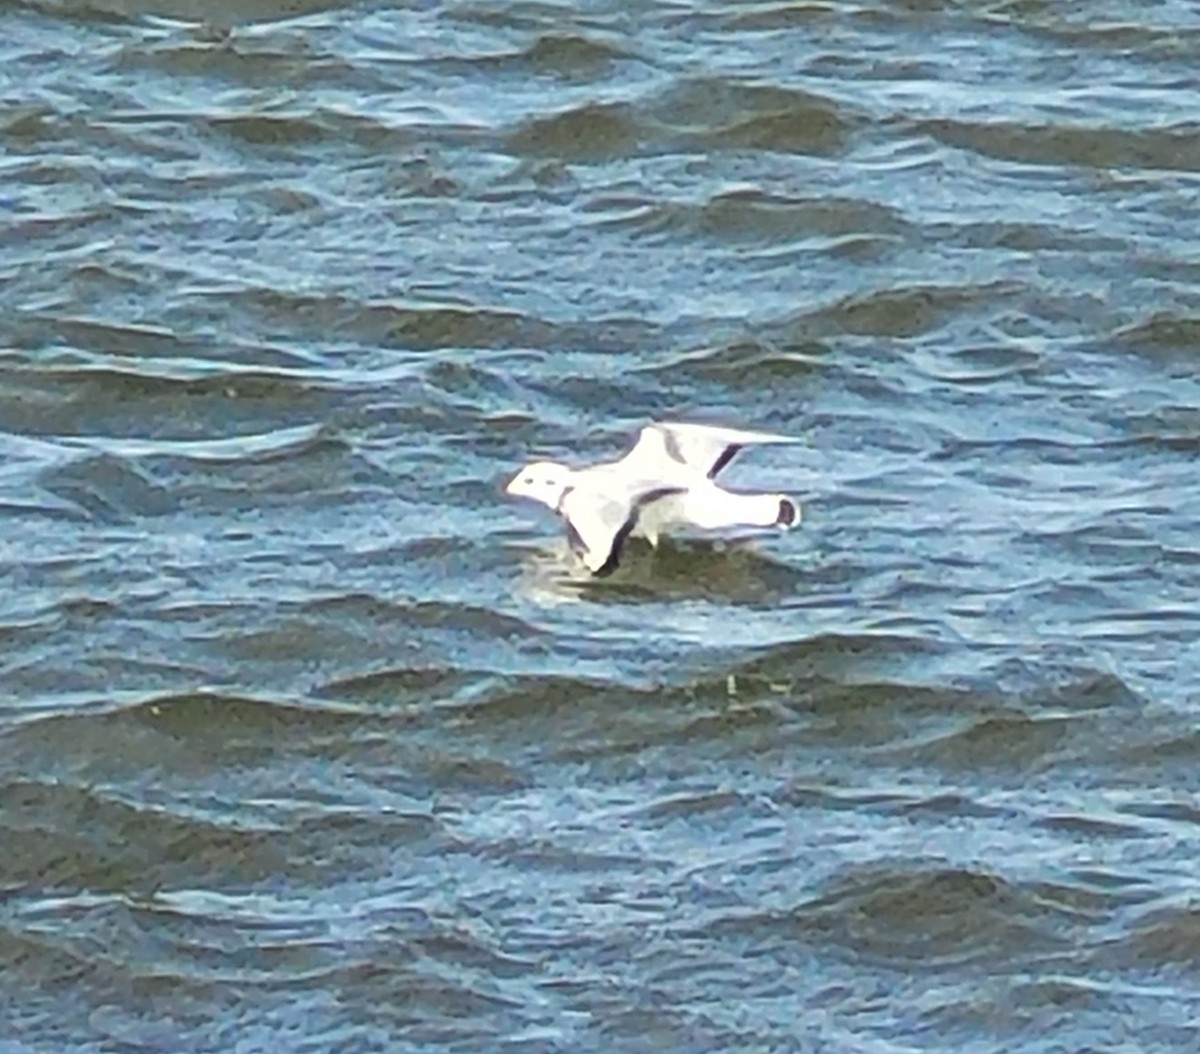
523,477 -> 533,484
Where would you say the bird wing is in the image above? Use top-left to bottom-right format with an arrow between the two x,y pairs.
560,481 -> 684,575
624,421 -> 799,480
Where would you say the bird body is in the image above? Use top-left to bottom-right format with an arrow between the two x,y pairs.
506,422 -> 801,575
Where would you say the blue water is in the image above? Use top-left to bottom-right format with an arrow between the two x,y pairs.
3,2 -> 1200,1051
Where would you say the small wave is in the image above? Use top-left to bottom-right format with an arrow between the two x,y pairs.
71,422 -> 336,465
792,280 -> 1023,340
507,101 -> 644,163
455,31 -> 633,79
706,862 -> 1075,968
994,10 -> 1200,63
30,424 -> 367,519
913,341 -> 1044,384
301,594 -> 541,639
892,710 -> 1082,771
36,450 -> 178,520
0,777 -> 285,891
636,337 -> 826,387
730,630 -> 948,684
230,289 -> 563,351
316,663 -> 477,705
591,187 -> 906,249
3,356 -> 341,430
920,117 -> 1200,173
932,218 -> 1125,255
206,105 -> 419,155
696,107 -> 849,155
521,32 -> 633,76
5,689 -> 369,750
649,77 -> 853,150
1116,898 -> 1200,971
23,0 -> 351,26
1112,313 -> 1200,357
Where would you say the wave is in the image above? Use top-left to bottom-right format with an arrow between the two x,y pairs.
919,117 -> 1200,173
699,861 -> 1081,969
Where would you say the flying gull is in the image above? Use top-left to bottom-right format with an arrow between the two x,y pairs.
505,421 -> 801,575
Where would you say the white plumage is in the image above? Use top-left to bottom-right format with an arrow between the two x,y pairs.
505,421 -> 801,575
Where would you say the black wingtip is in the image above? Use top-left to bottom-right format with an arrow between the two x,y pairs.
776,498 -> 798,527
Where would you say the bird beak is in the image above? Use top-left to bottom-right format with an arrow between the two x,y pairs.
503,473 -> 520,496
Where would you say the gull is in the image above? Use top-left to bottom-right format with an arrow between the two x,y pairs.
505,421 -> 801,575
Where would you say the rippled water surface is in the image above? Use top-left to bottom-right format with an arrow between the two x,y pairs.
4,1 -> 1200,1050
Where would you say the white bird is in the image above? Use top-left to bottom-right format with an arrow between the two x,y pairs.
505,421 -> 801,575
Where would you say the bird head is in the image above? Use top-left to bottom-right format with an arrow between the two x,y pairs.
505,460 -> 572,511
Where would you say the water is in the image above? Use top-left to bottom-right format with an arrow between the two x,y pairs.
3,1 -> 1200,1050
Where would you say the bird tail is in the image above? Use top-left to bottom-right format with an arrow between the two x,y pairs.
690,491 -> 801,530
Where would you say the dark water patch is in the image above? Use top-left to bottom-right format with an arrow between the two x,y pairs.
183,592 -> 541,694
2,104 -> 59,141
414,752 -> 531,794
887,673 -> 1141,774
592,187 -> 907,247
0,779 -> 285,892
150,432 -> 387,511
0,360 -> 337,440
36,451 -> 178,521
322,961 -> 526,1038
229,288 -> 564,351
1035,812 -> 1149,839
207,108 -> 415,156
922,117 -> 1200,173
423,358 -> 529,410
637,337 -> 827,388
931,218 -> 1126,255
897,710 -> 1084,777
694,105 -> 850,155
12,315 -> 301,365
731,631 -> 949,687
794,281 -> 1022,340
1117,899 -> 1200,973
316,664 -> 479,707
1112,312 -> 1200,358
283,808 -> 449,874
301,594 -> 541,640
1108,724 -> 1200,785
999,6 -> 1200,60
649,77 -> 854,157
2,691 -> 377,790
445,670 -> 633,733
725,2 -> 843,31
123,690 -> 366,745
457,637 -> 977,768
20,427 -> 375,520
464,31 -> 633,80
572,537 -> 811,604
8,671 -> 233,731
522,31 -> 633,77
117,36 -> 394,96
787,863 -> 1075,968
507,101 -> 644,163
